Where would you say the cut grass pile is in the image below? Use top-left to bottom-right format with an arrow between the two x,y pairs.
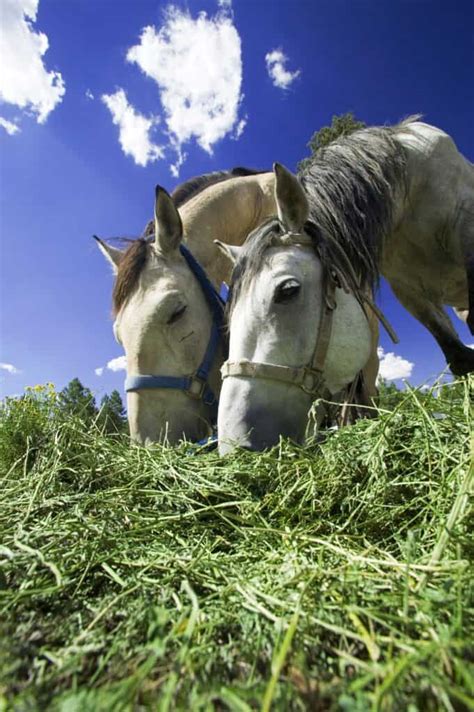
0,380 -> 473,710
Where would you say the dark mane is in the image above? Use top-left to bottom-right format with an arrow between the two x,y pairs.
298,116 -> 417,289
115,166 -> 267,310
229,118 -> 422,311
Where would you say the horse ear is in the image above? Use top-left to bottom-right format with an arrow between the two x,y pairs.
214,240 -> 243,265
273,162 -> 309,232
154,185 -> 183,253
93,236 -> 123,275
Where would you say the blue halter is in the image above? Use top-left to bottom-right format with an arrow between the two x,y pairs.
124,244 -> 228,425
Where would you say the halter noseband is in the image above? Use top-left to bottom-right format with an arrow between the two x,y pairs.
124,244 -> 227,424
221,232 -> 338,398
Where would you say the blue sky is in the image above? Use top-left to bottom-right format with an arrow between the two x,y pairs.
1,0 -> 473,400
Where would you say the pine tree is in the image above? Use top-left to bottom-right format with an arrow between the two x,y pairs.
58,378 -> 97,421
297,112 -> 366,173
98,390 -> 127,433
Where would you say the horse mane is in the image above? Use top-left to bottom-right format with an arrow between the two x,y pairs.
112,238 -> 150,315
227,218 -> 285,315
298,115 -> 419,289
114,167 -> 266,312
229,117 -> 421,312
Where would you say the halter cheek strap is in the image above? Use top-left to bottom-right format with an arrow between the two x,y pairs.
221,266 -> 337,398
125,244 -> 227,425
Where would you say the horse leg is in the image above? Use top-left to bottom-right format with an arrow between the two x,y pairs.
464,253 -> 474,334
390,280 -> 474,376
458,208 -> 474,334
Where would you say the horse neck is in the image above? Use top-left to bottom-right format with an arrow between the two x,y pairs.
180,172 -> 276,285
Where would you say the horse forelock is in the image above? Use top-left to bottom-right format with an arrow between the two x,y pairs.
227,210 -> 379,320
228,218 -> 331,317
298,117 -> 416,290
227,218 -> 281,315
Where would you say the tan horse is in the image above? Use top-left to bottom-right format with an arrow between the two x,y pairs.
96,169 -> 379,443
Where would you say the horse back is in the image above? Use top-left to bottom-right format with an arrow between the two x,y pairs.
379,122 -> 473,310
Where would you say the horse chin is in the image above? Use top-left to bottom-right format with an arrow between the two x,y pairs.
132,419 -> 210,446
128,397 -> 211,446
218,379 -> 310,454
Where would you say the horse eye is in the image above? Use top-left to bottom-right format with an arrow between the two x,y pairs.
167,304 -> 187,325
274,279 -> 301,304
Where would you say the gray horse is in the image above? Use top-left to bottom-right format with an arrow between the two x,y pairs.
218,118 -> 474,451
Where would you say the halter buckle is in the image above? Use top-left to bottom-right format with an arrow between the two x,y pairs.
186,375 -> 206,400
301,368 -> 324,395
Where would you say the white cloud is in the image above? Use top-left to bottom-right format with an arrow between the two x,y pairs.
125,5 -> 244,174
233,116 -> 247,140
0,362 -> 21,375
101,89 -> 164,167
377,347 -> 414,382
95,356 -> 127,376
217,0 -> 232,9
265,49 -> 300,90
0,0 -> 65,126
107,356 -> 127,372
0,117 -> 20,135
85,89 -> 94,100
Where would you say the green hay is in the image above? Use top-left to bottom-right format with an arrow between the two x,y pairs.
0,379 -> 473,711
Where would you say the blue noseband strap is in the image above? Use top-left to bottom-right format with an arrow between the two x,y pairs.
124,244 -> 227,425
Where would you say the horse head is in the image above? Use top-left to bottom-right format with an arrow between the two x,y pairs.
217,163 -> 372,453
96,186 -> 225,444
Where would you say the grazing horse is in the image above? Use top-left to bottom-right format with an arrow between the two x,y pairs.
95,169 -> 277,444
298,117 -> 474,375
218,164 -> 374,453
95,165 -> 380,444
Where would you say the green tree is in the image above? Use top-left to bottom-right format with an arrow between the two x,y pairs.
297,112 -> 366,173
98,390 -> 127,433
58,378 -> 97,421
